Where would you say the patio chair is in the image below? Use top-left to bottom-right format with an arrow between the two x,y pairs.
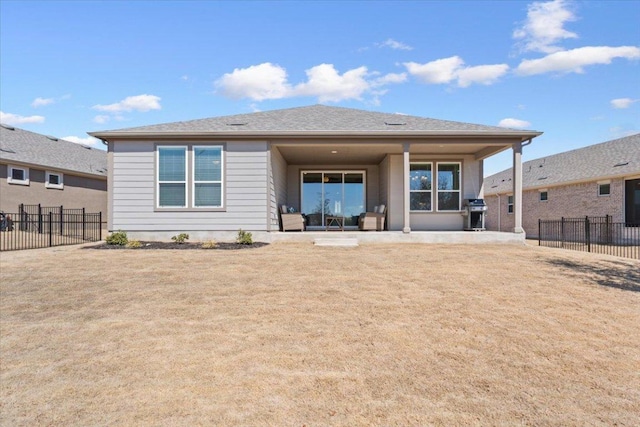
279,205 -> 305,232
358,204 -> 386,231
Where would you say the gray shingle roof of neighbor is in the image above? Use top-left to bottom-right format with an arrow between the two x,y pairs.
485,133 -> 640,194
0,124 -> 108,178
89,104 -> 541,137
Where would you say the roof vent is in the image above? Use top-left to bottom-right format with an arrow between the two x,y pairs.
614,161 -> 629,167
46,135 -> 59,141
538,177 -> 547,180
226,122 -> 247,126
1,124 -> 15,131
385,121 -> 407,126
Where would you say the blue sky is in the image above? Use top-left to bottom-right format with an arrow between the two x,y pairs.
1,0 -> 638,176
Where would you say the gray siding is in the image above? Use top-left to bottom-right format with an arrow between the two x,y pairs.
111,140 -> 269,232
269,146 -> 288,228
378,155 -> 389,211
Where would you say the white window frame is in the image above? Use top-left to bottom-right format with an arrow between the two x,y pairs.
192,145 -> 224,208
45,171 -> 64,189
507,195 -> 514,214
436,162 -> 462,212
409,162 -> 433,212
7,165 -> 29,186
598,181 -> 611,196
157,145 -> 188,208
539,189 -> 548,201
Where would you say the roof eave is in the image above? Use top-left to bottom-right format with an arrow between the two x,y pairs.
89,129 -> 543,141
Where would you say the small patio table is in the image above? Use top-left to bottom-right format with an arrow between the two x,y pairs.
325,216 -> 344,231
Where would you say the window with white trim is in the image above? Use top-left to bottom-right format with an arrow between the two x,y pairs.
410,163 -> 432,211
507,195 -> 514,214
157,146 -> 187,208
193,146 -> 223,207
539,190 -> 548,201
598,182 -> 611,196
156,144 -> 224,209
45,171 -> 64,189
7,165 -> 29,185
436,162 -> 461,211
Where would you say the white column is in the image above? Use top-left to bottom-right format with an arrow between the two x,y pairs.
403,142 -> 411,233
512,142 -> 525,234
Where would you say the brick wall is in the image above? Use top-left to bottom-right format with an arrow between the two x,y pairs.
485,178 -> 625,237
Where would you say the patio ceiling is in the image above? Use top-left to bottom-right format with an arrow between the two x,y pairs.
274,141 -> 513,165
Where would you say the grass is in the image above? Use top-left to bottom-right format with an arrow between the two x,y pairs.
1,243 -> 639,426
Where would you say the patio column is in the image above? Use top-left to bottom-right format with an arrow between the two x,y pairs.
512,141 -> 525,234
403,142 -> 411,233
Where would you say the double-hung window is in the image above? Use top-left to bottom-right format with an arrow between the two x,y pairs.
436,163 -> 461,211
410,163 -> 432,211
193,146 -> 223,207
158,146 -> 187,208
157,145 -> 224,209
507,195 -> 514,214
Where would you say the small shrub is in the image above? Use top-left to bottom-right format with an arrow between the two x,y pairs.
236,229 -> 253,245
126,239 -> 142,249
106,230 -> 128,246
171,233 -> 189,244
201,240 -> 218,249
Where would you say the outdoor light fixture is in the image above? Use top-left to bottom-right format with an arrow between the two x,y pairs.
331,150 -> 338,154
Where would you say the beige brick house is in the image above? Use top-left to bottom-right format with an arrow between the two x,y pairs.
484,133 -> 640,238
0,124 -> 108,217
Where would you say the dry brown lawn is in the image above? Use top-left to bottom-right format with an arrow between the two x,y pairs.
1,243 -> 639,426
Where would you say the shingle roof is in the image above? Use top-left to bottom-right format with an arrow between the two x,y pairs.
485,133 -> 640,194
90,104 -> 540,137
0,125 -> 107,178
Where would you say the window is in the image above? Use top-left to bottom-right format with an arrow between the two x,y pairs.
507,195 -> 514,214
193,146 -> 223,207
157,146 -> 187,207
410,163 -> 432,211
45,171 -> 64,189
598,182 -> 611,196
539,190 -> 548,201
156,144 -> 224,209
437,163 -> 461,211
7,165 -> 29,185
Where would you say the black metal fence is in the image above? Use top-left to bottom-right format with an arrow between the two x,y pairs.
539,216 -> 640,259
0,204 -> 103,251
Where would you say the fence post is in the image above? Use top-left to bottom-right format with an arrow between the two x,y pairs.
19,203 -> 26,231
38,204 -> 42,234
59,205 -> 64,236
82,208 -> 86,241
585,216 -> 591,253
605,214 -> 611,244
48,212 -> 53,247
538,219 -> 541,246
561,217 -> 565,248
99,212 -> 102,241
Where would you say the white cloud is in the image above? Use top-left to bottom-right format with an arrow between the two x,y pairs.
62,135 -> 103,148
404,57 -> 509,87
0,111 -> 45,125
404,57 -> 464,84
516,46 -> 640,75
93,115 -> 111,124
294,64 -> 372,102
610,98 -> 638,109
513,0 -> 578,54
215,62 -> 405,103
215,63 -> 291,101
93,94 -> 162,113
498,118 -> 532,129
456,64 -> 510,87
31,97 -> 55,108
377,38 -> 413,51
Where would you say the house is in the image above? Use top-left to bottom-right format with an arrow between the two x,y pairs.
89,105 -> 541,241
0,124 -> 108,217
484,133 -> 640,237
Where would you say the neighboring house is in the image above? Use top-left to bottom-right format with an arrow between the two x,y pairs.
484,133 -> 640,237
89,105 -> 541,240
0,124 -> 108,217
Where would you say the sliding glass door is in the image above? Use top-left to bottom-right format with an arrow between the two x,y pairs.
301,171 -> 365,229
